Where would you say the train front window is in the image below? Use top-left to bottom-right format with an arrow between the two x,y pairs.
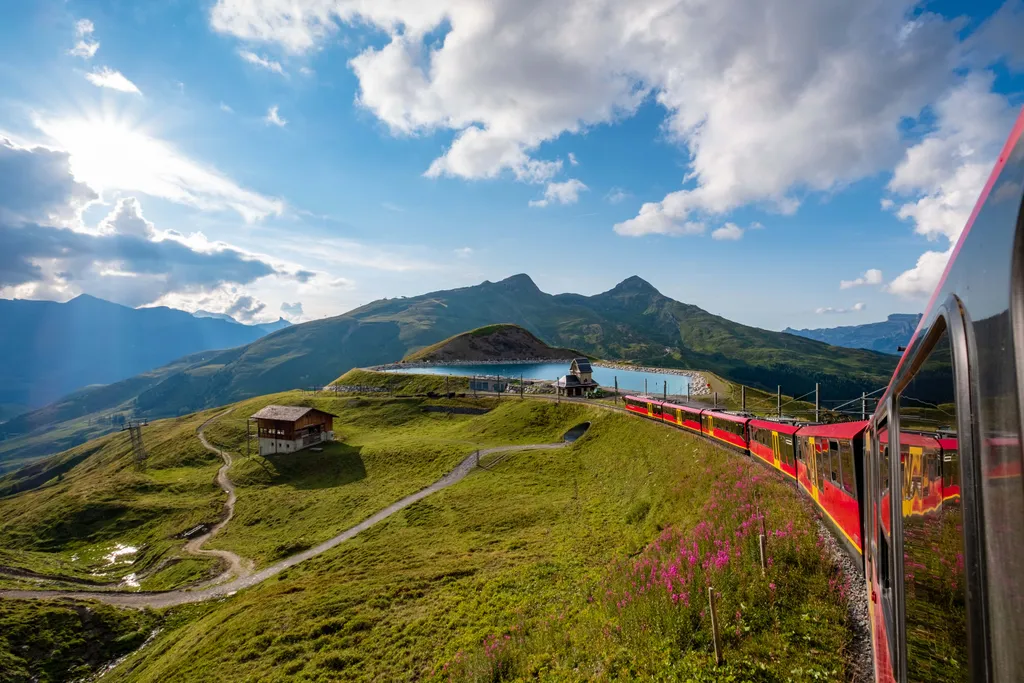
897,322 -> 967,682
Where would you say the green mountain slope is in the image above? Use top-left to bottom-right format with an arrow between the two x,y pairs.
0,274 -> 896,469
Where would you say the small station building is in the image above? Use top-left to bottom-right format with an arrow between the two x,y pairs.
556,357 -> 599,397
250,405 -> 337,456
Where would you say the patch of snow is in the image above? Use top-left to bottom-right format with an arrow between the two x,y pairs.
104,544 -> 139,565
120,573 -> 140,588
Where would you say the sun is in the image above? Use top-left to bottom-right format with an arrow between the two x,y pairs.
35,112 -> 170,198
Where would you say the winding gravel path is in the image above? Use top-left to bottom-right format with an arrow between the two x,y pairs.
0,441 -> 568,608
186,412 -> 252,587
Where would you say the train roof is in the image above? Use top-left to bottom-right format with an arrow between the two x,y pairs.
877,429 -> 941,449
705,409 -> 749,424
663,400 -> 703,414
797,421 -> 868,440
747,418 -> 801,435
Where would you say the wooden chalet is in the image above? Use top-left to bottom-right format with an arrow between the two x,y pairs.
250,405 -> 338,456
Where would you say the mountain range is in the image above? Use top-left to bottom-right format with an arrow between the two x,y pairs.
0,295 -> 289,422
0,275 -> 897,469
784,313 -> 922,354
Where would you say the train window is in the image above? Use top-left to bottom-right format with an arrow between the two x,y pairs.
829,439 -> 841,483
784,436 -> 795,466
840,441 -> 856,496
897,321 -> 967,681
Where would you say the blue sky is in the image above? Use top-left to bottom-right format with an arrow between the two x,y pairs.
1,0 -> 1022,330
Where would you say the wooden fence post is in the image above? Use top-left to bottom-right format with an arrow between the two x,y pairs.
708,586 -> 722,665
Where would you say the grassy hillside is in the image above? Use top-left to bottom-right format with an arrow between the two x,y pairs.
402,323 -> 580,363
92,405 -> 852,681
199,394 -> 590,566
0,411 -> 225,591
2,274 -> 896,469
0,601 -> 160,683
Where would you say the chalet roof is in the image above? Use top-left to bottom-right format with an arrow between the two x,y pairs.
572,358 -> 592,373
250,405 -> 338,422
557,374 -> 582,387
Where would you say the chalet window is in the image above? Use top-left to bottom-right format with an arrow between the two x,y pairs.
896,319 -> 968,681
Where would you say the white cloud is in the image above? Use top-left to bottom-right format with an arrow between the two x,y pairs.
888,248 -> 953,298
454,247 -> 473,257
281,300 -> 304,318
606,187 -> 629,204
886,73 -> 1018,296
85,67 -> 141,94
264,105 -> 287,127
208,0 -> 974,225
840,268 -> 883,289
880,198 -> 894,210
381,201 -> 404,212
529,178 -> 588,207
816,302 -> 866,314
299,66 -> 314,76
220,102 -> 234,113
69,19 -> 100,59
711,223 -> 743,241
239,50 -> 286,75
286,237 -> 442,272
614,206 -> 705,237
97,197 -> 155,238
568,152 -> 578,166
36,116 -> 284,222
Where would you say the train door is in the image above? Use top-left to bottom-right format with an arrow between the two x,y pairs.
771,431 -> 781,468
646,401 -> 653,418
807,437 -> 819,502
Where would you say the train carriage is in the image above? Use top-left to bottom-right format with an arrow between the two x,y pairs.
748,418 -> 799,480
862,108 -> 1024,682
796,421 -> 866,559
661,400 -> 703,434
700,409 -> 749,451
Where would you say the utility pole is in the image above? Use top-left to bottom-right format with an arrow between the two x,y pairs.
777,385 -> 782,418
663,380 -> 667,403
861,391 -> 867,421
446,374 -> 450,398
122,420 -> 149,469
687,381 -> 690,404
520,374 -> 524,399
741,385 -> 746,412
714,391 -> 718,409
644,378 -> 648,397
815,383 -> 820,422
614,376 -> 619,404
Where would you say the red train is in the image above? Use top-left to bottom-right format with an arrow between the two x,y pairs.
623,105 -> 1024,682
622,397 -> 958,563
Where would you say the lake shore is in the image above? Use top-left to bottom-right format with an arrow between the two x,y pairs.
365,359 -> 711,396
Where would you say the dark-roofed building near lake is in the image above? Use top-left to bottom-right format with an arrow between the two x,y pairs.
556,357 -> 599,397
251,405 -> 338,456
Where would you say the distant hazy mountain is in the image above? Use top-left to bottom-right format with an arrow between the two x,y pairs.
784,314 -> 922,354
193,310 -> 292,334
1,275 -> 899,470
0,295 -> 288,421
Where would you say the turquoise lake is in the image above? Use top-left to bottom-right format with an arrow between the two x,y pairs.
399,362 -> 691,394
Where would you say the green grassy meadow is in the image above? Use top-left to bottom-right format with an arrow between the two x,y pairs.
98,404 -> 851,682
1,394 -> 855,681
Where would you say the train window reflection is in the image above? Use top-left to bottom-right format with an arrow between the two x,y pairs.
897,323 -> 967,681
